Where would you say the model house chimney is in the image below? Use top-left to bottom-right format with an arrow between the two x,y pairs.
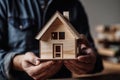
63,11 -> 69,20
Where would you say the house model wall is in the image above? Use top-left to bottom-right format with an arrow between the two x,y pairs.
36,11 -> 80,60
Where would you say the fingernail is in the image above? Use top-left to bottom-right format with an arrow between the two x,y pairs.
50,61 -> 55,65
77,56 -> 82,61
35,59 -> 40,65
77,56 -> 80,59
36,60 -> 40,65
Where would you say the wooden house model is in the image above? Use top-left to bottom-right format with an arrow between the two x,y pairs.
36,11 -> 81,60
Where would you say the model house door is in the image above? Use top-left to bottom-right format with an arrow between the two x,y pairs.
53,44 -> 63,58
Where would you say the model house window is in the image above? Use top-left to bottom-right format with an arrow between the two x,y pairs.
59,32 -> 65,39
51,32 -> 58,39
51,32 -> 65,40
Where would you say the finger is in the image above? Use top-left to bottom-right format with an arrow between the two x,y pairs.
79,44 -> 88,55
64,61 -> 87,74
36,61 -> 54,71
24,52 -> 40,66
27,61 -> 55,79
37,61 -> 62,72
65,60 -> 94,73
64,61 -> 77,71
46,61 -> 63,76
77,55 -> 96,64
64,60 -> 87,69
80,44 -> 87,49
32,61 -> 55,75
78,47 -> 96,63
79,34 -> 90,47
34,61 -> 62,80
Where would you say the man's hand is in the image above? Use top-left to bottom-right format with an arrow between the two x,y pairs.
64,34 -> 96,75
12,52 -> 63,80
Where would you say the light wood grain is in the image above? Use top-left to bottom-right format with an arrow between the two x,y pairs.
36,11 -> 81,59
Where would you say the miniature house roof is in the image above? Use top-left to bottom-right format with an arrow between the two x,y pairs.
36,11 -> 80,40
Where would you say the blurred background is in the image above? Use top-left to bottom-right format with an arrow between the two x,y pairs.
75,0 -> 120,79
81,0 -> 120,38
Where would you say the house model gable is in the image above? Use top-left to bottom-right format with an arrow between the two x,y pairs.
36,11 -> 81,60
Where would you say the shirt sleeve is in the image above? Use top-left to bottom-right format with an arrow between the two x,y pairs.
0,0 -> 19,79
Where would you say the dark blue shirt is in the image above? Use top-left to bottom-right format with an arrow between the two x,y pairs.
0,0 -> 103,80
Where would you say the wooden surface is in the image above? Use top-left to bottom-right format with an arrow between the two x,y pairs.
27,59 -> 120,80
74,60 -> 120,80
74,60 -> 120,76
48,60 -> 120,80
48,74 -> 120,80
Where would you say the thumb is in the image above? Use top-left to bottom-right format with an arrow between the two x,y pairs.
78,34 -> 90,47
25,52 -> 40,66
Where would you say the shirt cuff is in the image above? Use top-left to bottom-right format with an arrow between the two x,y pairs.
3,52 -> 18,79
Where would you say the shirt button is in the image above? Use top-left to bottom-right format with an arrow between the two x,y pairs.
19,25 -> 23,29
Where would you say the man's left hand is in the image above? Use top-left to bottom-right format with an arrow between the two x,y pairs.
64,47 -> 96,74
64,34 -> 96,75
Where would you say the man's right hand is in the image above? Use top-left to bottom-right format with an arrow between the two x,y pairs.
12,52 -> 63,80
